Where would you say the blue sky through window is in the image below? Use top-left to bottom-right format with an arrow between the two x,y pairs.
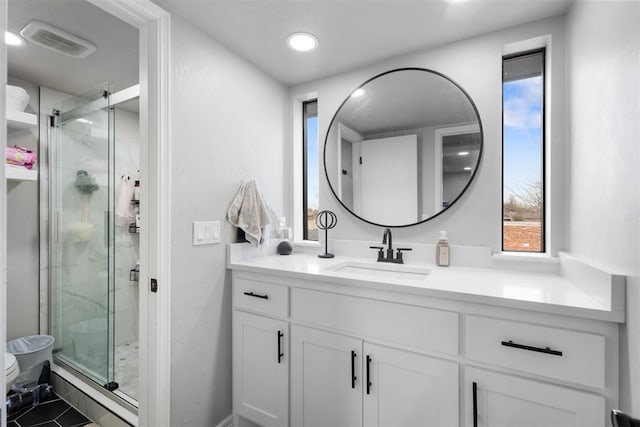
503,76 -> 542,201
306,116 -> 319,209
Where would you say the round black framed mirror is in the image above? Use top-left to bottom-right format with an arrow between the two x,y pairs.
323,67 -> 483,227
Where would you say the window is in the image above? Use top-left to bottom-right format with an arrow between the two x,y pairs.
502,49 -> 545,252
303,99 -> 319,241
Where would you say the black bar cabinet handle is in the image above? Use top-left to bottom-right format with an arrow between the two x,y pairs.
351,351 -> 357,389
501,340 -> 563,356
472,381 -> 478,427
366,355 -> 372,395
244,291 -> 269,300
277,331 -> 284,363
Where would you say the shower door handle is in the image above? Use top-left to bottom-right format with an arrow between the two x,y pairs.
53,210 -> 60,245
104,210 -> 110,248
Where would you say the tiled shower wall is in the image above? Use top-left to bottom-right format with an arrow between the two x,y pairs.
112,107 -> 140,347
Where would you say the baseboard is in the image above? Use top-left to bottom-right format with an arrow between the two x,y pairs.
216,414 -> 234,427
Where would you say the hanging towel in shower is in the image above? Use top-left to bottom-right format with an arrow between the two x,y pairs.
227,180 -> 275,247
115,175 -> 135,226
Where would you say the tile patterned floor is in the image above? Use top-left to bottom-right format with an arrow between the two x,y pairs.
114,340 -> 138,400
7,393 -> 93,427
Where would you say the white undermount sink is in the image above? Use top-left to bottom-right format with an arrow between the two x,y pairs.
326,261 -> 431,281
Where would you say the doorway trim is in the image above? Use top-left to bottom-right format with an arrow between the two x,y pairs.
87,1 -> 172,425
0,0 -> 8,408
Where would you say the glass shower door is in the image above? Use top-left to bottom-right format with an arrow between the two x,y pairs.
50,83 -> 116,389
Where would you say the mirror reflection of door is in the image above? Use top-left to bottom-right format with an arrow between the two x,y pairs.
357,135 -> 418,224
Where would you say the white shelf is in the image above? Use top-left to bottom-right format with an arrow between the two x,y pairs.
7,110 -> 37,130
6,165 -> 38,181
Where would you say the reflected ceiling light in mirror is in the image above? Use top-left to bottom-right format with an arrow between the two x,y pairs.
458,151 -> 469,156
351,88 -> 365,97
464,167 -> 472,171
286,32 -> 318,52
5,31 -> 24,46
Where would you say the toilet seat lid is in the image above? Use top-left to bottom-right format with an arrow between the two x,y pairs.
5,352 -> 18,375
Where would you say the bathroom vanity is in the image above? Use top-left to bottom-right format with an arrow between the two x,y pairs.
228,243 -> 624,427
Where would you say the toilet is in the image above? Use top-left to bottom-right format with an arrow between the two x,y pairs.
5,352 -> 20,393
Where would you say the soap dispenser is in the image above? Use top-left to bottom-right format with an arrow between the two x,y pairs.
436,231 -> 450,267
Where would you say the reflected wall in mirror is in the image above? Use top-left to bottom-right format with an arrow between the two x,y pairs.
324,68 -> 483,227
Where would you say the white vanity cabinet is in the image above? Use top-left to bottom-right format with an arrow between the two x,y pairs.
362,342 -> 459,427
232,282 -> 290,427
230,269 -> 619,427
463,314 -> 608,426
464,367 -> 605,426
290,326 -> 459,427
291,326 -> 363,427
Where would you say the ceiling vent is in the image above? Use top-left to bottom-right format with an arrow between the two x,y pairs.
20,21 -> 97,58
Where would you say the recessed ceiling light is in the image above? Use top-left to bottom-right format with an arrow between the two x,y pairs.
5,31 -> 24,46
287,32 -> 318,52
464,167 -> 472,171
351,89 -> 364,98
458,151 -> 469,156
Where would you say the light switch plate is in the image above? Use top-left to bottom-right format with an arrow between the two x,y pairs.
193,221 -> 221,245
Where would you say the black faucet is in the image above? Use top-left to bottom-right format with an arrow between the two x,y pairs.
382,228 -> 393,260
369,228 -> 412,264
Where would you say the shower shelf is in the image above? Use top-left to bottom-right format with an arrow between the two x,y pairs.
6,165 -> 37,181
7,111 -> 37,130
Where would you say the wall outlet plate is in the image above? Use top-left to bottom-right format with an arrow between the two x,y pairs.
193,221 -> 221,245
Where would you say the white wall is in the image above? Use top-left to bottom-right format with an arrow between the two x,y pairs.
170,16 -> 288,426
565,0 -> 640,416
289,17 -> 566,253
6,76 -> 40,340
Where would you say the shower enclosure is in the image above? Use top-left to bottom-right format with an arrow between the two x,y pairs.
48,83 -> 140,403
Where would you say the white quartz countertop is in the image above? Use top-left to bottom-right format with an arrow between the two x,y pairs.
227,248 -> 625,323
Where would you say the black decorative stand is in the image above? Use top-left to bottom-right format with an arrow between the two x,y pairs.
316,210 -> 337,258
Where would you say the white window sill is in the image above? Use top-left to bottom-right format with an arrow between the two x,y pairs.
492,252 -> 559,264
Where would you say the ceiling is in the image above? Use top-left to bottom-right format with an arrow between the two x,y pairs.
8,0 -> 139,97
6,0 -> 573,95
158,0 -> 573,86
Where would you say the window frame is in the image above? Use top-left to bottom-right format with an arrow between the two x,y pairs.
302,99 -> 318,241
501,47 -> 547,253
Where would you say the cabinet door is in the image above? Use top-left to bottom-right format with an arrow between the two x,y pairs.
233,311 -> 288,427
465,367 -> 605,427
291,325 -> 362,427
363,343 -> 459,427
